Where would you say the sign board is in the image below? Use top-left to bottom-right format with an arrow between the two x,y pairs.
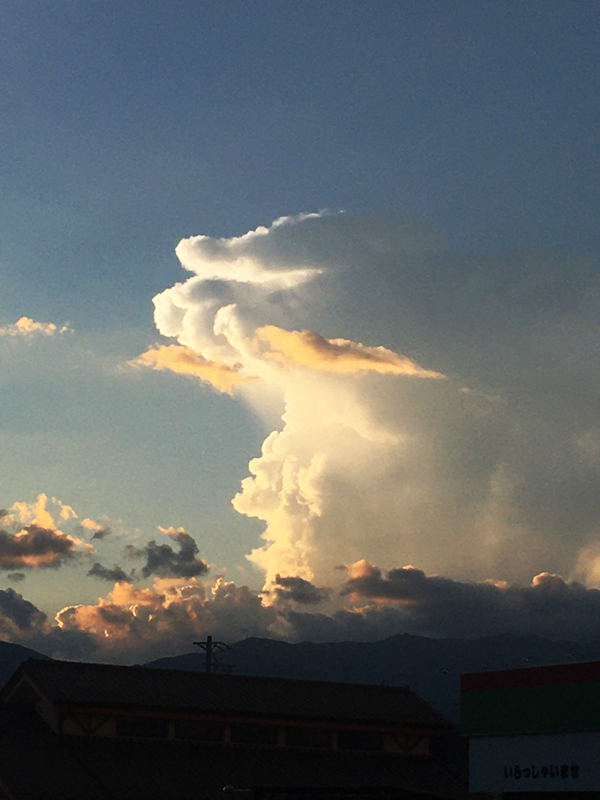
470,731 -> 600,792
461,661 -> 600,736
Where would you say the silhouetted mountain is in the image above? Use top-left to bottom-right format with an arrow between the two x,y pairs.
145,633 -> 600,721
0,641 -> 49,686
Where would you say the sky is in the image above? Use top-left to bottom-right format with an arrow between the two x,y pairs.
2,1 -> 600,663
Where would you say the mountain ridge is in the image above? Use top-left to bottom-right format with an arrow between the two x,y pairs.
1,633 -> 599,723
145,632 -> 600,721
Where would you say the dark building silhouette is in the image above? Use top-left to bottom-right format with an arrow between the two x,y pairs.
0,658 -> 467,800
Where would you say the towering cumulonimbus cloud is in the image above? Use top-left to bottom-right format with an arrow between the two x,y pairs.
134,212 -> 600,591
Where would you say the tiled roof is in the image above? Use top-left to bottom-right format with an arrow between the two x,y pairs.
4,658 -> 450,729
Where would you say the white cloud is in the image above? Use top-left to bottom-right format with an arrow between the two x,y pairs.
137,212 -> 600,593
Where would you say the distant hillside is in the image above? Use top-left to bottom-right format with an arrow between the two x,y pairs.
0,641 -> 49,687
146,633 -> 600,721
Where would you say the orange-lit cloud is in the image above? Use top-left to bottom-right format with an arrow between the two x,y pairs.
54,576 -> 278,660
130,344 -> 253,394
3,563 -> 600,661
0,316 -> 70,338
54,500 -> 77,521
1,494 -> 92,570
10,494 -> 56,530
346,559 -> 379,580
80,518 -> 111,541
256,326 -> 445,378
80,518 -> 102,532
0,525 -> 90,570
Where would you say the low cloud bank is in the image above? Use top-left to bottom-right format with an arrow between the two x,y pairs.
339,561 -> 600,640
4,563 -> 600,663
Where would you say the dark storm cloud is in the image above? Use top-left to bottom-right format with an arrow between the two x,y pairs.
7,572 -> 25,582
87,562 -> 132,583
140,530 -> 209,579
0,524 -> 81,569
0,588 -> 47,632
336,563 -> 600,642
274,574 -> 329,605
38,622 -> 99,662
91,527 -> 111,541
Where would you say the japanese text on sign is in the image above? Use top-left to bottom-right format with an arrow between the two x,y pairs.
504,764 -> 580,780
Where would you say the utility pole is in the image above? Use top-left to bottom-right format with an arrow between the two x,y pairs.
193,635 -> 231,673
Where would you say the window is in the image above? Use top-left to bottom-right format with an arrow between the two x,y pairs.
285,726 -> 331,748
177,719 -> 225,742
230,722 -> 278,746
116,716 -> 169,739
337,729 -> 383,751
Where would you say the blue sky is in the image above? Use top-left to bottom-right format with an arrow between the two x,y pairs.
1,2 -> 600,661
4,0 -> 599,320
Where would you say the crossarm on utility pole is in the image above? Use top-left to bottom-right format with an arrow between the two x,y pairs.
193,635 -> 230,673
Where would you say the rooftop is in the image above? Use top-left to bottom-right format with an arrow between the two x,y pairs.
4,658 -> 450,729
